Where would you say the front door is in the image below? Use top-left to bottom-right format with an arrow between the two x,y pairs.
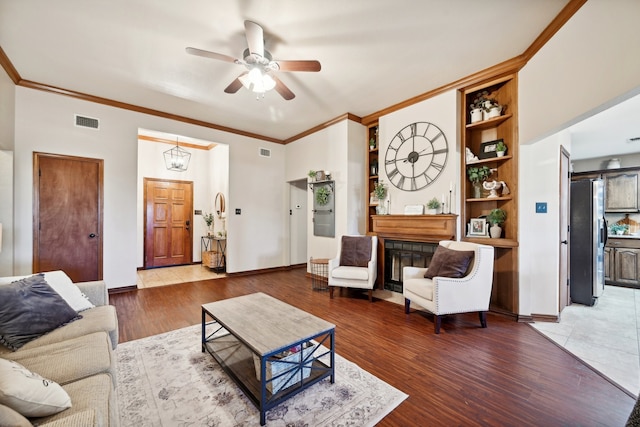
34,153 -> 103,282
144,178 -> 193,268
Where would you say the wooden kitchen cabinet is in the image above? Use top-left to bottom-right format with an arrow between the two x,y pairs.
604,246 -> 613,282
606,238 -> 640,288
605,171 -> 639,212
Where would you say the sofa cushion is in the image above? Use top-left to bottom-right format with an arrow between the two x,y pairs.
0,274 -> 81,351
2,331 -> 115,387
339,236 -> 372,267
35,374 -> 112,427
404,277 -> 434,301
424,246 -> 475,279
0,358 -> 71,417
0,305 -> 118,355
0,271 -> 95,312
0,403 -> 31,427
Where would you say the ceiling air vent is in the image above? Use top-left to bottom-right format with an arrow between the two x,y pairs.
629,137 -> 640,142
74,114 -> 100,130
259,148 -> 271,158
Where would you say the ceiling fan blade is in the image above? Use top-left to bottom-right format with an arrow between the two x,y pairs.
274,60 -> 321,72
271,74 -> 295,100
186,47 -> 240,64
244,20 -> 264,58
224,72 -> 247,94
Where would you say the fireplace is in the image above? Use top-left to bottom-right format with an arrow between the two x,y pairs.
371,214 -> 457,293
384,240 -> 438,292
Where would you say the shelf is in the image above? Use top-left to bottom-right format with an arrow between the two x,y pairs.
462,236 -> 519,248
308,180 -> 334,190
465,113 -> 512,130
466,196 -> 513,202
466,155 -> 512,166
368,148 -> 379,153
369,175 -> 379,180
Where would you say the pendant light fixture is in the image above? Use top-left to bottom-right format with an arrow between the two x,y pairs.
164,138 -> 191,172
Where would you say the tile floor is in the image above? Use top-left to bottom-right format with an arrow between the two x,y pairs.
531,285 -> 640,397
136,264 -> 225,289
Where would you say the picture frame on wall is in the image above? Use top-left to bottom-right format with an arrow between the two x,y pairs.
478,139 -> 503,159
468,218 -> 488,237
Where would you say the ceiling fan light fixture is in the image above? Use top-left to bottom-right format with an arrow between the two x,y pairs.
239,67 -> 276,95
163,139 -> 191,172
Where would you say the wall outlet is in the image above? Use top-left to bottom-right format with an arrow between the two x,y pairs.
235,208 -> 241,215
536,202 -> 547,213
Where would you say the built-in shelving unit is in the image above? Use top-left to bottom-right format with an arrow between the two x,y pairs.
460,73 -> 519,316
366,122 -> 379,234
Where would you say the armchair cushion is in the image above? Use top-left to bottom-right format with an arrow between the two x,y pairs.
339,236 -> 373,267
424,246 -> 474,279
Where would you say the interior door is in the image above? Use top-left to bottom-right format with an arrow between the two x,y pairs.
559,146 -> 571,312
144,178 -> 193,268
34,153 -> 103,282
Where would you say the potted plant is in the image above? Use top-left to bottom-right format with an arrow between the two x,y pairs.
483,99 -> 503,119
203,212 -> 215,235
308,170 -> 317,180
315,186 -> 331,205
496,140 -> 507,157
610,223 -> 629,235
469,90 -> 489,124
466,165 -> 492,198
426,197 -> 440,214
487,208 -> 506,238
369,137 -> 376,150
373,181 -> 388,214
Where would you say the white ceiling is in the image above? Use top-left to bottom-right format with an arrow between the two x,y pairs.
0,0 -> 575,142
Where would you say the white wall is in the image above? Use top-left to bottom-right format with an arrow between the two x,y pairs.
13,86 -> 286,288
0,68 -> 15,276
379,90 -> 459,219
285,118 -> 366,266
518,0 -> 640,316
519,130 -> 571,316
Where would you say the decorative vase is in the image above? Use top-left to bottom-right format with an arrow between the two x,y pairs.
485,105 -> 503,120
427,208 -> 437,215
496,151 -> 505,157
473,182 -> 482,198
490,224 -> 502,239
470,108 -> 483,123
376,204 -> 386,215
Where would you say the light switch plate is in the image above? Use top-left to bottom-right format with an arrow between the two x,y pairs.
536,202 -> 547,213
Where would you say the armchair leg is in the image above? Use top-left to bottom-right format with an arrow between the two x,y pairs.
434,315 -> 442,334
404,298 -> 410,314
368,289 -> 373,302
479,311 -> 488,328
329,287 -> 334,299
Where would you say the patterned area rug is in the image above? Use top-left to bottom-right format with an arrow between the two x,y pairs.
116,325 -> 408,426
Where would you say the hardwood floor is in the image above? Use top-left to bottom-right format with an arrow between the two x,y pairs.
110,268 -> 636,426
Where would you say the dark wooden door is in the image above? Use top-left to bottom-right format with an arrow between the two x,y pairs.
559,146 -> 570,312
34,153 -> 103,282
144,178 -> 193,268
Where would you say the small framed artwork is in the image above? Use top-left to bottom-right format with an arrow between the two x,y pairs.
468,218 -> 488,236
478,139 -> 503,159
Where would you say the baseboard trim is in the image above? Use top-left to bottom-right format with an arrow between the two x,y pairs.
225,264 -> 305,277
108,285 -> 137,294
530,313 -> 559,323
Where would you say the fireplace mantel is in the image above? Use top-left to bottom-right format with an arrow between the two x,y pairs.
371,214 -> 457,290
371,214 -> 457,243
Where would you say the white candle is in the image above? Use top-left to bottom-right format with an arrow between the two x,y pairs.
442,194 -> 446,203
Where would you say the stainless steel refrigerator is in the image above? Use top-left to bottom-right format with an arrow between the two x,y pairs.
570,179 -> 606,306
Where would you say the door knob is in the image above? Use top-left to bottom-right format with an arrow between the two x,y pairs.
561,240 -> 568,244
89,233 -> 97,238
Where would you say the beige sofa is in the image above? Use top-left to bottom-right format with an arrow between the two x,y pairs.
0,272 -> 119,427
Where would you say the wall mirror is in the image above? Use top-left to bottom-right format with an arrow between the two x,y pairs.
215,192 -> 226,217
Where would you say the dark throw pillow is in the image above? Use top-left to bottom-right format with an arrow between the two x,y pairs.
339,236 -> 373,267
0,274 -> 81,351
424,246 -> 475,279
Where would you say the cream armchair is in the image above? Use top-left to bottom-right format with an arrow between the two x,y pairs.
403,240 -> 494,334
328,235 -> 377,302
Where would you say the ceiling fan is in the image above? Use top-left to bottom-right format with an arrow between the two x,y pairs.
186,20 -> 321,100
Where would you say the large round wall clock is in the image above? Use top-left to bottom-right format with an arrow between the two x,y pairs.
384,121 -> 449,191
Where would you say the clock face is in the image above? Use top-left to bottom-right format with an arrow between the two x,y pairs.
384,122 -> 448,191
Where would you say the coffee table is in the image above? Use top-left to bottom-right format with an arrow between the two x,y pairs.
201,292 -> 335,425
